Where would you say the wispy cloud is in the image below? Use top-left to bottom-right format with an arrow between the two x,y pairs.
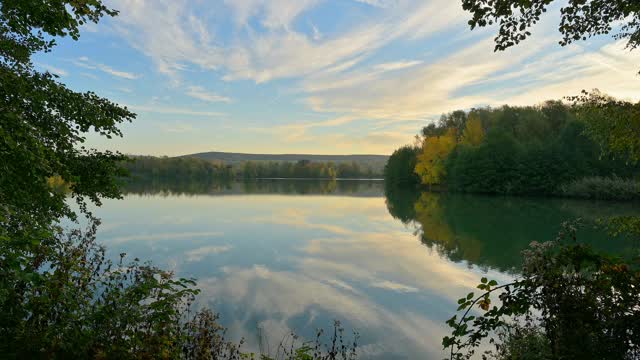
352,0 -> 397,8
73,57 -> 141,79
185,245 -> 232,262
108,0 -> 463,83
373,60 -> 423,72
248,115 -> 360,142
71,0 -> 640,155
99,65 -> 140,79
160,122 -> 195,133
310,21 -> 322,41
126,104 -> 225,117
108,231 -> 224,244
109,0 -> 223,80
186,86 -> 232,103
224,0 -> 320,29
36,63 -> 68,77
80,72 -> 99,79
371,280 -> 419,293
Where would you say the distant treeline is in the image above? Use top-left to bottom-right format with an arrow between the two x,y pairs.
122,156 -> 382,181
183,151 -> 388,166
385,97 -> 639,199
121,178 -> 384,197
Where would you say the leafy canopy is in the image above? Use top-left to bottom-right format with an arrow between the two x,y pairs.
406,100 -> 638,195
0,0 -> 135,249
0,0 -> 117,67
462,0 -> 640,53
570,90 -> 640,164
384,145 -> 420,185
460,114 -> 485,146
0,1 -> 138,354
415,128 -> 457,185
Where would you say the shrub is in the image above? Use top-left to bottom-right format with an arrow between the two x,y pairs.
490,325 -> 551,360
443,221 -> 640,360
1,220 -> 200,358
559,176 -> 640,200
0,220 -> 359,360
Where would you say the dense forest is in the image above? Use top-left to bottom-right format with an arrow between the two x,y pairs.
385,97 -> 640,199
183,151 -> 387,168
123,156 -> 381,181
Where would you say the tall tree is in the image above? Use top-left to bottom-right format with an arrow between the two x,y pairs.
1,1 -> 136,351
384,145 -> 420,185
1,0 -> 134,245
460,114 -> 485,146
571,91 -> 640,163
415,128 -> 458,185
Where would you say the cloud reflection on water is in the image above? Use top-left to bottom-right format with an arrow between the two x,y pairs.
94,187 -> 509,359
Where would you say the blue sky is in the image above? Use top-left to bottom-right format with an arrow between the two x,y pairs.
34,0 -> 640,155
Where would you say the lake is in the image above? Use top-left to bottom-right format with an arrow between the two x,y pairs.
91,179 -> 639,359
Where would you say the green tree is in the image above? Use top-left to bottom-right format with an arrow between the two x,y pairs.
440,110 -> 468,136
0,4 -> 136,337
462,0 -> 640,53
422,123 -> 446,138
393,99 -> 637,196
571,90 -> 640,163
447,128 -> 521,194
384,145 -> 420,185
571,91 -> 640,239
0,0 -> 134,245
0,1 -> 208,357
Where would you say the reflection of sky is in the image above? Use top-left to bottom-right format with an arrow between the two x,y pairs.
94,192 -> 510,359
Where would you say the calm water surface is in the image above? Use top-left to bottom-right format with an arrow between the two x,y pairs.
92,180 -> 639,359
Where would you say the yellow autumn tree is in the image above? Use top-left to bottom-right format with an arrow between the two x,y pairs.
413,193 -> 483,262
413,192 -> 455,246
415,128 -> 457,185
461,114 -> 485,146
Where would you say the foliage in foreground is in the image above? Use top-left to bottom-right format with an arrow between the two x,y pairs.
570,90 -> 640,164
461,0 -> 640,55
1,220 -> 359,359
2,221 -> 198,358
0,1 -> 359,359
488,324 -> 552,360
443,221 -> 640,360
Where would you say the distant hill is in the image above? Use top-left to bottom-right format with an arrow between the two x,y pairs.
180,151 -> 389,165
